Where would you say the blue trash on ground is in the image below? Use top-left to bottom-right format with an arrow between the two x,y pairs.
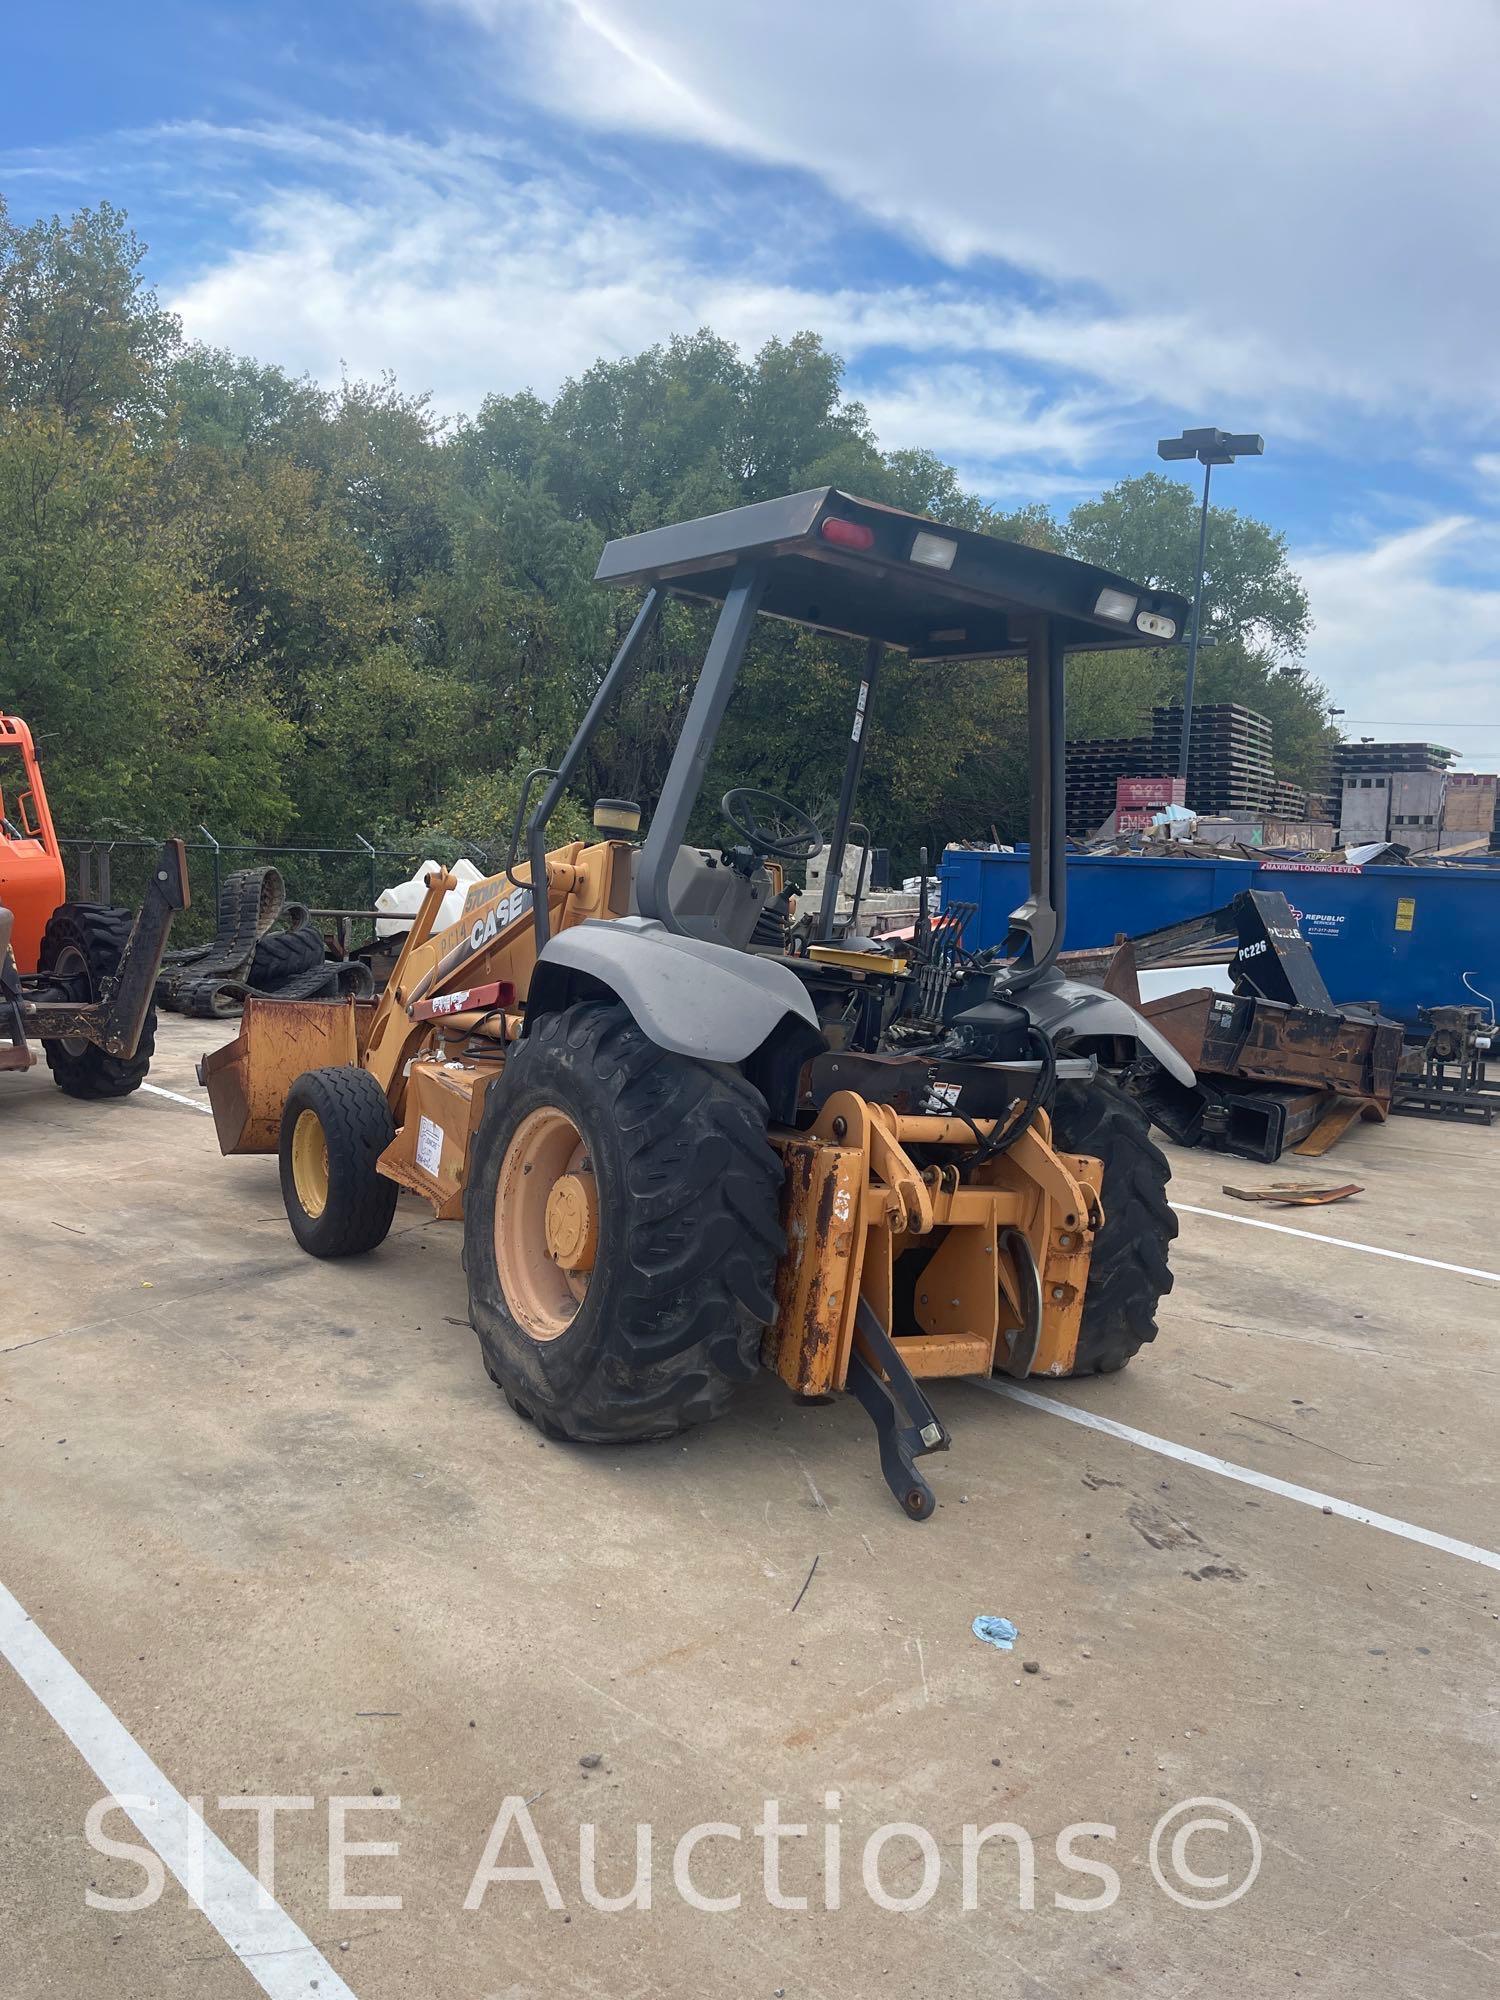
972,1615 -> 1019,1651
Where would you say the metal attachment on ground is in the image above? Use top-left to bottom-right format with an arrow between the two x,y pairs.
1221,1181 -> 1363,1207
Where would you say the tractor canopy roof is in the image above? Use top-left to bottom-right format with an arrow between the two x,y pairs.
594,487 -> 1192,663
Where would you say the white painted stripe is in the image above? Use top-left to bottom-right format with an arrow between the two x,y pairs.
1170,1200 -> 1499,1284
0,1580 -> 359,1999
140,1081 -> 213,1116
978,1381 -> 1500,1573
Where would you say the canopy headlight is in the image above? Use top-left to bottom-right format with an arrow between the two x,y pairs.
1093,587 -> 1138,622
1135,610 -> 1177,640
909,530 -> 958,570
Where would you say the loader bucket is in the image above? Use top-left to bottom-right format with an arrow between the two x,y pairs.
199,997 -> 362,1154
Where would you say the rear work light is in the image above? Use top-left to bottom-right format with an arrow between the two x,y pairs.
1135,609 -> 1177,639
820,516 -> 877,551
1093,587 -> 1138,622
909,530 -> 957,570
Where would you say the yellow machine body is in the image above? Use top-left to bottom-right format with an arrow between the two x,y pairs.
769,1092 -> 1100,1389
203,836 -> 1104,1383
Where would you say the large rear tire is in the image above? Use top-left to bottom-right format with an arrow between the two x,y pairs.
38,905 -> 156,1099
465,1001 -> 784,1443
278,1067 -> 399,1257
1050,1075 -> 1176,1375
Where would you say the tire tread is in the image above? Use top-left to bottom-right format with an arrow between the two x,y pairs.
466,1002 -> 784,1442
38,904 -> 157,1099
1050,1075 -> 1177,1376
278,1066 -> 399,1258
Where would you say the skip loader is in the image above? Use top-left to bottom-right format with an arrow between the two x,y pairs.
203,489 -> 1194,1517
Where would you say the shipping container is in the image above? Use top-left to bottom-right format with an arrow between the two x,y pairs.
1116,775 -> 1187,809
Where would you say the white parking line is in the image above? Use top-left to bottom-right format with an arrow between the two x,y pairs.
140,1082 -> 213,1116
0,1580 -> 359,2000
979,1381 -> 1500,1573
1170,1200 -> 1500,1284
127,1077 -> 1500,1567
135,1073 -> 1500,1286
134,1083 -> 1500,1282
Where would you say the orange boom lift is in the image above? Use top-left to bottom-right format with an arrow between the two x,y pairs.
1,714 -> 188,1094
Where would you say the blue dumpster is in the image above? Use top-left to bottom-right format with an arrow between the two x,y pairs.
939,848 -> 1500,1027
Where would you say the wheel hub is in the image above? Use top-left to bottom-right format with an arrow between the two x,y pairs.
544,1170 -> 598,1273
50,943 -> 94,1058
496,1106 -> 595,1340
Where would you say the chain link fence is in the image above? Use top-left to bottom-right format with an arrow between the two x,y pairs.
58,831 -> 500,948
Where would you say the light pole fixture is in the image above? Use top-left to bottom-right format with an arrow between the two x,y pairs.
1156,426 -> 1264,780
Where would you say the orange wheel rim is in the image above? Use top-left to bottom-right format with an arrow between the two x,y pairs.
496,1107 -> 597,1341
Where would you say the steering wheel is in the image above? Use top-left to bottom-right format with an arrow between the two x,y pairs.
720,788 -> 825,862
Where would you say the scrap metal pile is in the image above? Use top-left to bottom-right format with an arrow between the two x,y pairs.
1073,888 -> 1406,1162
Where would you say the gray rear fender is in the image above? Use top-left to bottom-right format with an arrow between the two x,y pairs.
1018,968 -> 1196,1087
526,916 -> 821,1063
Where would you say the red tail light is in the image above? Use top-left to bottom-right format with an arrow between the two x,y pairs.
820,516 -> 876,551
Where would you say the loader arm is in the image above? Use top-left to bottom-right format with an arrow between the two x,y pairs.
360,838 -> 633,1101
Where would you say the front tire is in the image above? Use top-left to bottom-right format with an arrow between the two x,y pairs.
465,1001 -> 784,1443
38,905 -> 156,1099
278,1067 -> 399,1257
1050,1076 -> 1176,1375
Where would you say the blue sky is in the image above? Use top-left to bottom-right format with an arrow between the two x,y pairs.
6,0 -> 1500,765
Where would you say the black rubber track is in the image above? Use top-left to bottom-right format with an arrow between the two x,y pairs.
465,1001 -> 785,1444
156,866 -> 285,1010
37,904 -> 157,1099
1049,1075 -> 1177,1376
278,1065 -> 399,1258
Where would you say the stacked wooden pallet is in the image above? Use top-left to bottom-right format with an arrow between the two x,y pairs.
1269,778 -> 1310,819
1149,704 -> 1275,817
1063,733 -> 1159,836
1063,703 -> 1314,837
1329,740 -> 1455,780
1441,771 -> 1499,843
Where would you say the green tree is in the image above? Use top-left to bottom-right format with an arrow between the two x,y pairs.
1064,470 -> 1311,657
0,195 -> 1336,871
0,411 -> 293,834
1061,472 -> 1332,790
0,199 -> 179,431
167,343 -> 327,453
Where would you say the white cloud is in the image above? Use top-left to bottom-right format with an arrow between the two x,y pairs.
858,365 -> 1117,471
161,120 -> 1151,467
1299,517 -> 1500,770
442,0 -> 1500,427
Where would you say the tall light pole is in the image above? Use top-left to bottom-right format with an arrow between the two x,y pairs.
1157,427 -> 1264,781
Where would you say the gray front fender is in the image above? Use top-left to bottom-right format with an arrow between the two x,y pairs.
528,916 -> 820,1062
1019,968 -> 1196,1087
